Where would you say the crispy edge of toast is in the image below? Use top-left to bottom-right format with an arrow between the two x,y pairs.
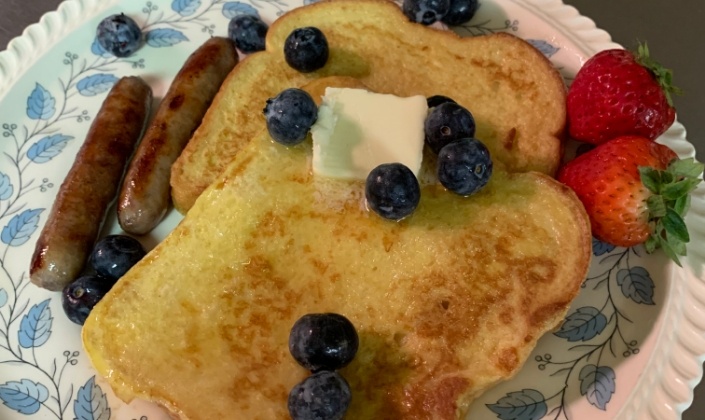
169,0 -> 567,213
86,143 -> 592,420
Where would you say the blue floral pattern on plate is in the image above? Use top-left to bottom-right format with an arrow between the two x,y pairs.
0,0 -> 680,419
0,2 -> 240,418
486,243 -> 657,419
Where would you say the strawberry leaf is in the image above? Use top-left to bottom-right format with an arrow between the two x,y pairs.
643,156 -> 702,265
669,158 -> 705,178
639,167 -> 661,193
647,195 -> 667,218
661,178 -> 701,200
666,231 -> 687,256
635,41 -> 683,107
659,237 -> 682,267
662,208 -> 689,242
674,194 -> 691,216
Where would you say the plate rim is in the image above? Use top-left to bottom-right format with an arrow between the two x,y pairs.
1,1 -> 704,419
509,1 -> 705,419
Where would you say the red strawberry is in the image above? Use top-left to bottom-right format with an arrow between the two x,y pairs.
558,135 -> 703,265
567,43 -> 680,145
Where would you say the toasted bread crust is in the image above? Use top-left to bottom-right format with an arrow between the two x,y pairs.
170,0 -> 567,213
85,118 -> 590,420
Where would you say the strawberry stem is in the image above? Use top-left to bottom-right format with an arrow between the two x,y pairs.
635,41 -> 683,107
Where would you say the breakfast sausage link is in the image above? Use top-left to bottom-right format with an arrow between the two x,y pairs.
117,36 -> 238,234
30,76 -> 152,291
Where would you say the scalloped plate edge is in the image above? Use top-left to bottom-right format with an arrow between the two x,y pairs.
0,0 -> 112,100
0,1 -> 703,419
523,0 -> 705,417
514,0 -> 622,55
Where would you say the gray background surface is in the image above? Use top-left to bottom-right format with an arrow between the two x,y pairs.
0,0 -> 703,418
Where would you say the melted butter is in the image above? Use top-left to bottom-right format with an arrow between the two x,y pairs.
311,87 -> 427,180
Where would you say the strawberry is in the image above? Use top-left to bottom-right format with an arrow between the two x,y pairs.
567,43 -> 680,145
557,135 -> 703,266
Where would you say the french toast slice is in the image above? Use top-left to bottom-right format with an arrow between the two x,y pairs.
83,91 -> 590,419
170,0 -> 567,213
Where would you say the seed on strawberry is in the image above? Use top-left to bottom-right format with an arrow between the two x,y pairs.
557,135 -> 703,266
567,42 -> 681,145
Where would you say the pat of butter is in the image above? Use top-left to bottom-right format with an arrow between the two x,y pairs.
311,87 -> 428,180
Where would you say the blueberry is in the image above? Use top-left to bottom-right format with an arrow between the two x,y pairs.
62,275 -> 115,325
288,371 -> 351,420
441,0 -> 480,26
227,15 -> 268,54
96,14 -> 142,58
424,102 -> 476,154
365,163 -> 421,221
89,235 -> 146,281
284,27 -> 329,73
289,313 -> 359,372
437,138 -> 493,196
263,88 -> 318,145
426,95 -> 457,109
402,0 -> 450,25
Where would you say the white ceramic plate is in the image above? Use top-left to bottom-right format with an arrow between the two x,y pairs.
1,0 -> 704,419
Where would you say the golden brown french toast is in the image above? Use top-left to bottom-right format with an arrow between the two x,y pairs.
83,83 -> 590,419
170,0 -> 567,213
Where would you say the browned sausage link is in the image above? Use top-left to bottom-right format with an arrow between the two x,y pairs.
30,77 -> 152,291
117,37 -> 238,234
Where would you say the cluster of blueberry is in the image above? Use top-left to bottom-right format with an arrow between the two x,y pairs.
365,98 -> 493,221
62,235 -> 146,324
248,23 -> 329,145
94,0 -> 480,65
229,13 -> 330,76
258,23 -> 328,144
287,313 -> 359,420
95,9 -> 328,64
426,97 -> 494,197
262,86 -> 494,222
402,0 -> 480,26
